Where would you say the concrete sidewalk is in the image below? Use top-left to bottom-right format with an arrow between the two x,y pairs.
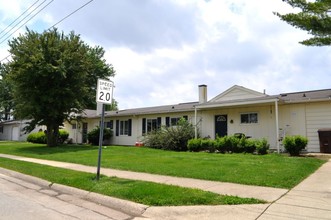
0,153 -> 287,202
257,158 -> 331,220
0,153 -> 330,220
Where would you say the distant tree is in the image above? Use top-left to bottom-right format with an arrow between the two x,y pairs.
275,0 -> 331,46
106,99 -> 119,111
8,28 -> 115,147
0,63 -> 14,121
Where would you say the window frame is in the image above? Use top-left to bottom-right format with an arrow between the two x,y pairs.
240,112 -> 258,124
119,120 -> 129,136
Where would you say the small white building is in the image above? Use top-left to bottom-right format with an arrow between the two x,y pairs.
0,120 -> 45,141
63,85 -> 331,153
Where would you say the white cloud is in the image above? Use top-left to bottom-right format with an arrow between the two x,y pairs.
1,0 -> 330,109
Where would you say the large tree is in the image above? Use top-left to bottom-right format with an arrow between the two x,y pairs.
0,63 -> 14,121
8,28 -> 115,146
275,0 -> 331,46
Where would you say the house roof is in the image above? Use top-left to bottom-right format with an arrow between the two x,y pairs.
210,85 -> 267,102
81,86 -> 331,118
0,119 -> 30,125
278,88 -> 331,103
83,101 -> 198,118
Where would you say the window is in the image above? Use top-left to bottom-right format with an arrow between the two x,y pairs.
120,120 -> 129,135
0,126 -> 3,133
115,119 -> 132,136
147,119 -> 158,132
241,113 -> 258,124
99,121 -> 113,129
165,116 -> 188,127
105,121 -> 113,129
72,124 -> 77,129
142,117 -> 161,135
170,117 -> 181,126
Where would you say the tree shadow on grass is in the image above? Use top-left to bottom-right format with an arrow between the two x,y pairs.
14,144 -> 98,155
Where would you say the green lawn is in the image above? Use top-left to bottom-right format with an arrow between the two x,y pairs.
0,157 -> 263,206
0,141 -> 325,189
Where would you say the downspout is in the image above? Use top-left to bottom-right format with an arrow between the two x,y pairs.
275,99 -> 280,153
194,106 -> 198,139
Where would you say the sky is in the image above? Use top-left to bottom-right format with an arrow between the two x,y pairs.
0,0 -> 330,109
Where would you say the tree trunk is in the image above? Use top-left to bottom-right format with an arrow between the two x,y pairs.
46,124 -> 59,147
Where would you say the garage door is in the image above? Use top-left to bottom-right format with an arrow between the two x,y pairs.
306,102 -> 331,152
11,126 -> 19,141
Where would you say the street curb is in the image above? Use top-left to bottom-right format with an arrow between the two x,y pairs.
0,167 -> 51,188
52,183 -> 148,216
0,167 -> 148,217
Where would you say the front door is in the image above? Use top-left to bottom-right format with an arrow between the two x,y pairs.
82,123 -> 88,143
215,115 -> 227,138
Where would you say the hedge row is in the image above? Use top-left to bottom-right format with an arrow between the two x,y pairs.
187,135 -> 269,155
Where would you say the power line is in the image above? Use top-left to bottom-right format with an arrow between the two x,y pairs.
0,0 -> 54,44
0,0 -> 95,63
49,0 -> 94,30
0,0 -> 41,37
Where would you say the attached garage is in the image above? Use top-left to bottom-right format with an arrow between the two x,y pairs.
306,102 -> 331,152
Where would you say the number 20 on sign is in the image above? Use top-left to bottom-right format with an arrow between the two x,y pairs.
96,79 -> 114,104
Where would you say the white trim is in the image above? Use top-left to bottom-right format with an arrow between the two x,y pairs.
196,98 -> 279,109
194,107 -> 197,139
275,99 -> 280,153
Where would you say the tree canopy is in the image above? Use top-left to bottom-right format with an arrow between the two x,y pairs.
0,64 -> 14,121
7,28 -> 115,146
275,0 -> 331,46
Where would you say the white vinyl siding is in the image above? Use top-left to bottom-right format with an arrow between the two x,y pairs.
306,102 -> 331,152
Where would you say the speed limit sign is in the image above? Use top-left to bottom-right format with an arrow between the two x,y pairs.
96,79 -> 114,104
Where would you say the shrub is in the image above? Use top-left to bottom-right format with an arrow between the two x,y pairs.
87,126 -> 113,146
242,139 -> 256,154
27,129 -> 69,144
256,138 -> 269,155
27,131 -> 46,144
215,137 -> 227,153
144,129 -> 166,149
58,129 -> 69,144
201,139 -> 216,152
187,138 -> 202,152
283,135 -> 308,156
215,135 -> 270,154
144,118 -> 195,151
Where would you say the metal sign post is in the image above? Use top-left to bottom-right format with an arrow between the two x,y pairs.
96,79 -> 114,180
96,103 -> 105,180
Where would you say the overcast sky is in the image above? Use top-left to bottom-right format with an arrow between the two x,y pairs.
1,0 -> 330,109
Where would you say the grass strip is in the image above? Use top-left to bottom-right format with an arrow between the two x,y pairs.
0,142 -> 325,189
0,157 -> 264,206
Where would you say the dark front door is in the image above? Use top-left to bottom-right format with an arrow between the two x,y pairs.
215,115 -> 227,138
82,123 -> 88,143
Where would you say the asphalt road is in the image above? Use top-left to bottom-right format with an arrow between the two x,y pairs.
0,172 -> 133,220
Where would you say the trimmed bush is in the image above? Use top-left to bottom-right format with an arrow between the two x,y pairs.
58,130 -> 69,144
283,135 -> 308,156
87,126 -> 113,146
242,139 -> 256,154
27,129 -> 69,144
201,139 -> 216,153
187,138 -> 202,152
189,135 -> 270,155
27,131 -> 46,144
256,138 -> 269,155
215,137 -> 227,153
